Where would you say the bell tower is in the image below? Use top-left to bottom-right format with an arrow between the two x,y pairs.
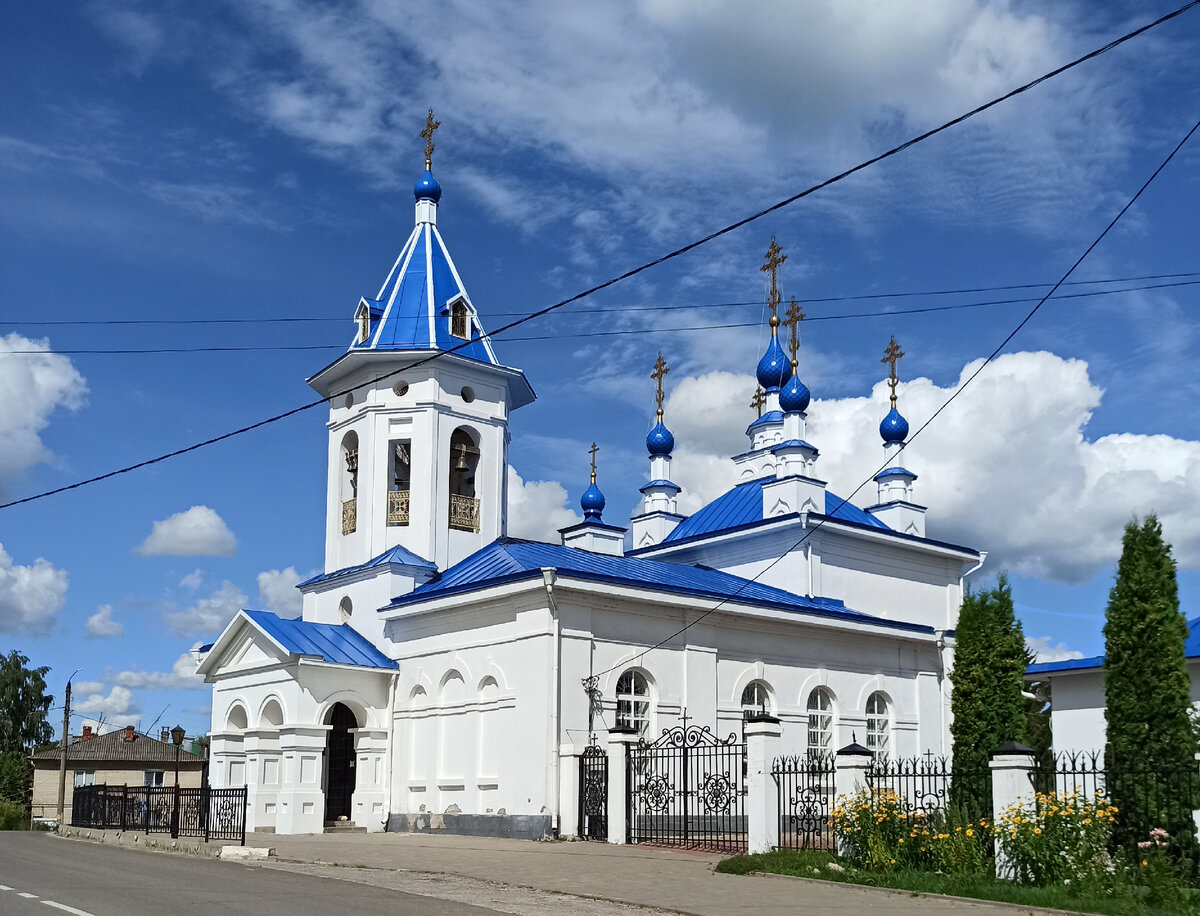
306,112 -> 535,576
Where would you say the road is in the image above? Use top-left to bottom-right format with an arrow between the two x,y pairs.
0,832 -> 504,916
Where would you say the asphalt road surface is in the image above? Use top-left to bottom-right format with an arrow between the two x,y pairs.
0,833 -> 505,916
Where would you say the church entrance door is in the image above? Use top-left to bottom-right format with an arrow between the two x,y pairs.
324,703 -> 357,822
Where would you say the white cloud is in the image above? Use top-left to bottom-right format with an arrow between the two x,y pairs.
0,334 -> 87,491
1026,635 -> 1087,665
134,505 -> 237,557
114,652 -> 204,691
507,467 -> 580,541
661,352 -> 1200,585
257,567 -> 302,617
75,685 -> 136,717
73,681 -> 105,695
164,580 -> 248,637
85,604 -> 123,638
179,569 -> 203,589
0,543 -> 68,635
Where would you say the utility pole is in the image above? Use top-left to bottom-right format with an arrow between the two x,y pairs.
56,668 -> 81,826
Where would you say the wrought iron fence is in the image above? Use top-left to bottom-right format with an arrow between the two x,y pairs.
772,753 -> 836,850
867,754 -> 953,817
628,725 -> 746,850
387,489 -> 410,526
449,494 -> 480,532
578,743 -> 608,839
71,785 -> 247,844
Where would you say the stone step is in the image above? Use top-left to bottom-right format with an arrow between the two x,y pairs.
323,821 -> 367,834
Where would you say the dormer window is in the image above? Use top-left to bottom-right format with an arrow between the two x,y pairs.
354,299 -> 382,346
450,299 -> 470,340
359,312 -> 369,343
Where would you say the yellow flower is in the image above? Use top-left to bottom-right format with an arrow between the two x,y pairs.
1142,860 -> 1148,867
966,829 -> 974,837
1084,818 -> 1092,825
1034,828 -> 1042,835
899,838 -> 905,844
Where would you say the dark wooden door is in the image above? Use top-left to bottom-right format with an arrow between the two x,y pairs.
324,703 -> 357,821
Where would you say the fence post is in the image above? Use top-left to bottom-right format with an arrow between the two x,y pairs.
989,742 -> 1036,879
834,739 -> 872,800
121,785 -> 127,832
745,714 -> 782,854
606,726 -> 639,845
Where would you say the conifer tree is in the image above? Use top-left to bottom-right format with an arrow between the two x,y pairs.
950,575 -> 1028,816
1103,515 -> 1197,852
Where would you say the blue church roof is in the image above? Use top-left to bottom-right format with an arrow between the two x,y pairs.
660,478 -> 890,545
383,538 -> 932,634
298,545 -> 436,588
356,218 -> 497,363
243,610 -> 397,669
1027,616 -> 1200,676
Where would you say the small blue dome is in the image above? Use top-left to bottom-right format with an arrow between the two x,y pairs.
414,170 -> 442,203
581,482 -> 605,519
880,406 -> 909,443
646,421 -> 674,456
756,337 -> 792,392
779,373 -> 810,413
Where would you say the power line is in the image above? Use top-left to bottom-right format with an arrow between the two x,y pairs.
1,2 -> 1195,513
587,117 -> 1200,685
5,276 -> 1198,355
5,271 -> 1199,328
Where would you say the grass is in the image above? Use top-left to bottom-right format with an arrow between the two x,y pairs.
715,848 -> 1200,916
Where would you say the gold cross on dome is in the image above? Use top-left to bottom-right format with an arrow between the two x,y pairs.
651,352 -> 668,421
750,386 -> 767,418
760,237 -> 788,331
881,335 -> 905,408
421,108 -> 441,170
783,297 -> 805,363
589,441 -> 599,484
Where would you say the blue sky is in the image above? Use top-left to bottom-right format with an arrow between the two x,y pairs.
1,1 -> 1198,739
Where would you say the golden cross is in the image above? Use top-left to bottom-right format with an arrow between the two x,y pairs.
750,386 -> 767,418
421,108 -> 441,170
651,352 -> 668,421
783,297 -> 805,363
881,335 -> 905,408
760,237 -> 788,331
589,441 -> 599,484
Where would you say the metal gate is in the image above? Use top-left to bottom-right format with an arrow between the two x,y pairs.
628,725 -> 746,850
773,754 -> 836,850
578,743 -> 608,839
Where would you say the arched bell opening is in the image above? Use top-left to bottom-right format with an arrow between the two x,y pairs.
448,427 -> 481,533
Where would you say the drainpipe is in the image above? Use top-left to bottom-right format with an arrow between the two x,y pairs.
380,669 -> 398,830
941,551 -> 986,751
542,568 -> 561,838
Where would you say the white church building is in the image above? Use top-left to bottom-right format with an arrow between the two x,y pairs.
196,119 -> 986,839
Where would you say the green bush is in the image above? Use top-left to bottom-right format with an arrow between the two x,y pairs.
995,789 -> 1116,887
0,798 -> 28,830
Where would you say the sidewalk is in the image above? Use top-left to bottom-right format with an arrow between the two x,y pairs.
261,832 -> 1065,915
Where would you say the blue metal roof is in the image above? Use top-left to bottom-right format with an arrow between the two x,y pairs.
662,478 -> 890,544
299,545 -> 435,588
384,538 -> 932,635
1027,616 -> 1200,676
243,610 -> 396,669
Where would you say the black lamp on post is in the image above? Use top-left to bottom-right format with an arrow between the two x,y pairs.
170,725 -> 185,838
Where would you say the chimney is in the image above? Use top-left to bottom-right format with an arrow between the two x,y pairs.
81,725 -> 93,742
161,727 -> 170,743
124,724 -> 135,742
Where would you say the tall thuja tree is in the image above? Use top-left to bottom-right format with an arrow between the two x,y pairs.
949,575 -> 1029,816
1103,515 -> 1197,853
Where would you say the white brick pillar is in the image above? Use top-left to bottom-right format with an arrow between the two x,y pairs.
351,727 -> 388,832
989,742 -> 1036,879
558,743 -> 583,839
275,725 -> 331,835
606,726 -> 640,845
745,714 -> 783,854
834,739 -> 873,857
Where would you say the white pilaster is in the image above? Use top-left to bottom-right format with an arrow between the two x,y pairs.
275,725 -> 331,835
351,727 -> 389,832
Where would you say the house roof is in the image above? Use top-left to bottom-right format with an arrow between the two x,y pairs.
1026,615 -> 1200,676
298,544 -> 436,588
383,537 -> 933,635
238,610 -> 397,669
31,730 -> 203,765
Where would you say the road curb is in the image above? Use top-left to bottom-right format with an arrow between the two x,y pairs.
56,824 -> 271,861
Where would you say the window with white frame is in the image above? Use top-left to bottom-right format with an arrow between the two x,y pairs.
806,687 -> 835,757
73,770 -> 95,788
740,680 -> 772,718
144,770 -> 165,787
866,692 -> 891,760
615,670 -> 651,735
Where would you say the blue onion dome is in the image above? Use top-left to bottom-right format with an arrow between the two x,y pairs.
880,406 -> 909,443
756,337 -> 792,392
413,169 -> 442,202
646,421 -> 674,456
779,373 -> 810,413
580,481 -> 606,519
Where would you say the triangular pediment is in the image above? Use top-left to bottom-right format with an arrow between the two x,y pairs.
197,613 -> 292,678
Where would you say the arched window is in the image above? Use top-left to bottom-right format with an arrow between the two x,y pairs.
340,431 -> 359,535
866,692 -> 891,760
448,428 -> 480,532
450,300 -> 470,339
806,688 -> 835,757
740,680 -> 772,719
615,670 -> 651,735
